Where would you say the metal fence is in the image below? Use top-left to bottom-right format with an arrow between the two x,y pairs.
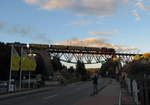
125,78 -> 150,105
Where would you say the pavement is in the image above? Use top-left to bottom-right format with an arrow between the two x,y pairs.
75,79 -> 120,105
75,79 -> 136,105
121,88 -> 136,105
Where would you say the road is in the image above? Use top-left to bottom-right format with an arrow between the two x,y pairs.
0,78 -> 110,105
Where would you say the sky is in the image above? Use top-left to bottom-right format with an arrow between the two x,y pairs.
0,0 -> 150,53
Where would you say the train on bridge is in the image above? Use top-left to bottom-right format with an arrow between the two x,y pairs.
5,42 -> 116,54
50,45 -> 116,54
29,44 -> 116,54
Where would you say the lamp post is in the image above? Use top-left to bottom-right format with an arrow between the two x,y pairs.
27,44 -> 36,89
19,46 -> 23,90
8,45 -> 13,92
27,44 -> 31,89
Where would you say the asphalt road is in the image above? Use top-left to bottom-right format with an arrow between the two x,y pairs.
0,78 -> 110,105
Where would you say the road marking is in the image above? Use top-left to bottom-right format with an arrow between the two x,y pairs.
70,82 -> 82,86
43,94 -> 58,100
69,84 -> 76,87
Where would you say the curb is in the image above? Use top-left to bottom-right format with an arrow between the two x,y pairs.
91,78 -> 111,96
98,78 -> 111,92
0,81 -> 83,100
0,87 -> 55,100
119,89 -> 122,105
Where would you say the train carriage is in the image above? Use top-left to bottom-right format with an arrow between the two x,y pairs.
101,47 -> 116,53
67,46 -> 85,51
29,44 -> 49,49
50,45 -> 68,50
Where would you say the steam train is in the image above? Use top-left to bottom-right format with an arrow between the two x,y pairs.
28,44 -> 116,53
49,45 -> 116,54
5,43 -> 116,54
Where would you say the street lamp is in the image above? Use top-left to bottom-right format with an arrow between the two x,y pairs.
27,44 -> 31,88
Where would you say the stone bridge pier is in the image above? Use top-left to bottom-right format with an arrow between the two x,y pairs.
31,49 -> 53,79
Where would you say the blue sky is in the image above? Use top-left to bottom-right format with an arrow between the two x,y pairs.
0,0 -> 150,53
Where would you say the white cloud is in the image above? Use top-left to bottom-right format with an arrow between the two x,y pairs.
56,37 -> 138,52
136,1 -> 150,10
65,21 -> 102,26
89,29 -> 119,35
131,9 -> 141,21
56,37 -> 108,46
24,0 -> 39,4
24,0 -> 127,17
23,0 -> 150,21
42,0 -> 73,10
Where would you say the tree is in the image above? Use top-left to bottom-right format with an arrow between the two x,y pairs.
68,66 -> 75,73
100,58 -> 121,78
52,57 -> 63,72
76,60 -> 87,81
122,60 -> 150,79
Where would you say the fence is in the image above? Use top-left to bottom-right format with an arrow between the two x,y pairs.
125,78 -> 150,105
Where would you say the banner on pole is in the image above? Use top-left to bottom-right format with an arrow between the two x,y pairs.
21,48 -> 37,71
11,46 -> 20,71
29,56 -> 37,71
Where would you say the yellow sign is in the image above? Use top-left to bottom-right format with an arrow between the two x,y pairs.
29,56 -> 37,71
11,56 -> 20,71
11,46 -> 37,71
11,46 -> 20,71
21,56 -> 36,71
